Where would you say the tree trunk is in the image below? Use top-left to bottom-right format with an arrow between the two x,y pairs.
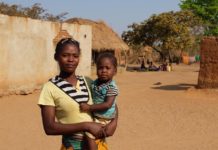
152,47 -> 164,62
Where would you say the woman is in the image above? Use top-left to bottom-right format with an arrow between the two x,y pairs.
38,38 -> 118,150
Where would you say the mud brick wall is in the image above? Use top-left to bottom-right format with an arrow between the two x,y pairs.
198,37 -> 218,88
0,14 -> 92,96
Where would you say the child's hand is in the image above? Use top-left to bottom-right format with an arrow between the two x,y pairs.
80,103 -> 91,112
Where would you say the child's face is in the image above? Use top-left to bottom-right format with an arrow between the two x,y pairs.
97,58 -> 116,82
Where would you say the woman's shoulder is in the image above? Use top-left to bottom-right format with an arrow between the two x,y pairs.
41,76 -> 60,89
40,81 -> 57,93
43,81 -> 55,87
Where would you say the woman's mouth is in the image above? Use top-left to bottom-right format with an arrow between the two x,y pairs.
65,64 -> 77,69
66,64 -> 76,67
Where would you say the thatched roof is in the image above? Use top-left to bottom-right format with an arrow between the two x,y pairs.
141,45 -> 153,53
53,30 -> 73,44
66,18 -> 129,51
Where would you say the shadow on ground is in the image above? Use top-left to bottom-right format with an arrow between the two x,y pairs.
152,83 -> 196,91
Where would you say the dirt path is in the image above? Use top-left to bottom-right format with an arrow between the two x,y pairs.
1,64 -> 218,150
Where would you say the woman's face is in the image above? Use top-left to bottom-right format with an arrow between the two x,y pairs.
56,44 -> 80,73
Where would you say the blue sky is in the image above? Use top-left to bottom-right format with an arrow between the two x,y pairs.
1,0 -> 181,35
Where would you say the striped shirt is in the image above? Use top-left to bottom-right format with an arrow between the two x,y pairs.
50,76 -> 89,103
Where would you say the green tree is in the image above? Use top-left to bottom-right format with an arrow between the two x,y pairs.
122,10 -> 202,62
180,0 -> 218,35
0,2 -> 68,21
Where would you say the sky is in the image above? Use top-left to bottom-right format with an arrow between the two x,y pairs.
1,0 -> 181,35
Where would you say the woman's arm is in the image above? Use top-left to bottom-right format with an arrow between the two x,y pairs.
40,105 -> 103,137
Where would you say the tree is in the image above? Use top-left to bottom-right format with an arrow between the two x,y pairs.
0,2 -> 68,22
180,0 -> 218,35
122,10 -> 202,62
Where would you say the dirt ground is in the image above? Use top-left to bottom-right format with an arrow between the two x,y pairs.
1,64 -> 218,150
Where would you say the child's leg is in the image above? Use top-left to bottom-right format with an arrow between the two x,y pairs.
84,136 -> 97,150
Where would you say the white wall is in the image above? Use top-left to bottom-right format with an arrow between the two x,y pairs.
0,14 -> 92,95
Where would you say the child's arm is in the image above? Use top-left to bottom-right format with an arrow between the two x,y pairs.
80,96 -> 115,112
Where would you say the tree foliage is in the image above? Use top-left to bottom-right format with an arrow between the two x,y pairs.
180,0 -> 218,35
122,10 -> 202,61
0,2 -> 68,22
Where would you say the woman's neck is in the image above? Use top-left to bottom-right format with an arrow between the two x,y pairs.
59,71 -> 77,86
59,71 -> 76,79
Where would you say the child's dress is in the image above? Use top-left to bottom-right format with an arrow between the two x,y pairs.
91,79 -> 118,124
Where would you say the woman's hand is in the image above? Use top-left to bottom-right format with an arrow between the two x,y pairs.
85,122 -> 104,139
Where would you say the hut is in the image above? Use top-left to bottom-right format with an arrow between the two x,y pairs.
53,29 -> 73,44
128,45 -> 160,64
66,18 -> 129,65
141,45 -> 153,61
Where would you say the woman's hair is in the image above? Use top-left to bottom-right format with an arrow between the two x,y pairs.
54,38 -> 80,60
96,52 -> 117,69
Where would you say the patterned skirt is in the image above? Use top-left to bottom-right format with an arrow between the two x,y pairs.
60,136 -> 108,150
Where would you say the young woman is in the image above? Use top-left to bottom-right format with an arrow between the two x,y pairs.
38,38 -> 118,150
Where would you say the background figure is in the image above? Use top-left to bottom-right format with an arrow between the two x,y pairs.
148,61 -> 159,71
141,59 -> 146,70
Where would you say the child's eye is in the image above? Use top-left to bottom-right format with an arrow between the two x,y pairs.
62,54 -> 68,57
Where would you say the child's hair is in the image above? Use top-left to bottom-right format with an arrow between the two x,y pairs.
96,52 -> 117,69
54,38 -> 80,60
